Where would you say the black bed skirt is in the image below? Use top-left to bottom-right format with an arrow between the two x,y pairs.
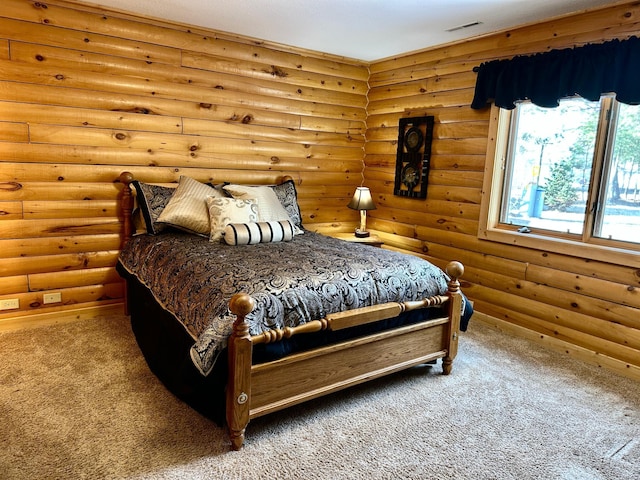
126,275 -> 228,425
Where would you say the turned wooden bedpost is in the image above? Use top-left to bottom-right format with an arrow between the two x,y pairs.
118,172 -> 134,316
442,261 -> 464,375
226,293 -> 256,450
119,171 -> 135,249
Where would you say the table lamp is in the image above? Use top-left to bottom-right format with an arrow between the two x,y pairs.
347,186 -> 376,238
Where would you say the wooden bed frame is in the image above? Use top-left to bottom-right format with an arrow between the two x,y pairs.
118,172 -> 464,450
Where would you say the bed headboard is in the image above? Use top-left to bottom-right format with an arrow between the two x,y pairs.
118,171 -> 295,249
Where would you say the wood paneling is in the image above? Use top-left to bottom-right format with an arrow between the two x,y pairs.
367,1 -> 640,378
1,0 -> 638,380
0,0 -> 367,326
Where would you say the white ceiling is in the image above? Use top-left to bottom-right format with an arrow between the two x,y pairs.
81,0 -> 619,61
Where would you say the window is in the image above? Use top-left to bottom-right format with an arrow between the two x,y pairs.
481,95 -> 640,263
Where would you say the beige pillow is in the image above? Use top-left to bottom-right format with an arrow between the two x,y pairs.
223,184 -> 293,224
207,197 -> 259,242
156,176 -> 224,236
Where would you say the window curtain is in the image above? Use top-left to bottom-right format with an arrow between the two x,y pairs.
471,36 -> 640,110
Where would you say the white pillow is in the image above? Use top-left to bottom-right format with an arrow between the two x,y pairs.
224,220 -> 294,245
207,197 -> 259,242
223,184 -> 293,224
156,176 -> 224,236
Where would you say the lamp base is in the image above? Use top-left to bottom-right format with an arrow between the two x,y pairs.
354,229 -> 370,238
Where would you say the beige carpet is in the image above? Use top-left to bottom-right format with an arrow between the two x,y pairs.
0,314 -> 638,480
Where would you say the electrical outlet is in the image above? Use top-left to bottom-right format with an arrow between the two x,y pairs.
0,298 -> 20,310
43,292 -> 62,304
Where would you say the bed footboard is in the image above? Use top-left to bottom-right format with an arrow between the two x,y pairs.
226,261 -> 464,450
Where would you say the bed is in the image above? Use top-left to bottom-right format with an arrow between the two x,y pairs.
116,171 -> 472,450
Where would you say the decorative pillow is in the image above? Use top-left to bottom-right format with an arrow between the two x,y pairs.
269,180 -> 304,234
131,180 -> 176,234
156,176 -> 224,236
207,182 -> 232,197
223,184 -> 296,230
207,197 -> 259,242
132,208 -> 147,235
223,220 -> 295,245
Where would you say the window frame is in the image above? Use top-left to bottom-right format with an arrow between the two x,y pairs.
478,103 -> 640,268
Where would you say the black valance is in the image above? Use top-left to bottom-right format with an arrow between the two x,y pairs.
471,36 -> 640,110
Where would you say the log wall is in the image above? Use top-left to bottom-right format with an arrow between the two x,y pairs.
1,0 -> 638,380
367,1 -> 640,379
0,0 -> 367,327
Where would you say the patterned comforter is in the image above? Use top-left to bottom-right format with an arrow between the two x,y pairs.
117,231 -> 450,376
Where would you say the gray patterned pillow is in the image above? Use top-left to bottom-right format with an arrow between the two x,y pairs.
270,180 -> 304,234
131,181 -> 176,235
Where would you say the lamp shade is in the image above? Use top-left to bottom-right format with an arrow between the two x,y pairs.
347,187 -> 376,211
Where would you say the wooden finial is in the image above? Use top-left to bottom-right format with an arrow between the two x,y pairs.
119,171 -> 134,186
229,293 -> 255,318
446,261 -> 464,281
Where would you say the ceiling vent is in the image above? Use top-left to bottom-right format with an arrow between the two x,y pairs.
446,21 -> 483,32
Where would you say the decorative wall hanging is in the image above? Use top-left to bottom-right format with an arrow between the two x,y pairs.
394,116 -> 434,199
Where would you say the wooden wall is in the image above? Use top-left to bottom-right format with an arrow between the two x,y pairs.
1,0 -> 639,380
0,0 -> 367,328
367,1 -> 640,379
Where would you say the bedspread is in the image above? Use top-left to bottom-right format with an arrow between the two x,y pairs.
118,231 -> 450,376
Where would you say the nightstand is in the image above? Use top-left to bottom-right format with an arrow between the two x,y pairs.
333,232 -> 384,247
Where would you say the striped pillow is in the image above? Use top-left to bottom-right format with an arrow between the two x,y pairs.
223,220 -> 295,245
156,176 -> 224,236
